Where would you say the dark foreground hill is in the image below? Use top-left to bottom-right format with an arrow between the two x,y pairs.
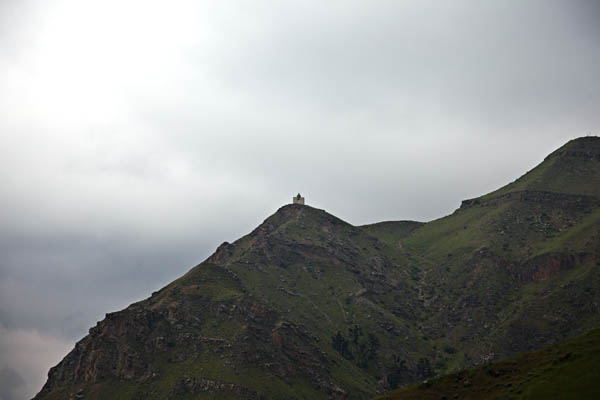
34,137 -> 600,399
375,328 -> 600,400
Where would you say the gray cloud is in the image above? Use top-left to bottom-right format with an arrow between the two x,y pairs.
0,367 -> 25,400
0,325 -> 71,400
1,1 -> 599,398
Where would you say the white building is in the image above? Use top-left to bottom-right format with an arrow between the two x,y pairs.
293,193 -> 305,205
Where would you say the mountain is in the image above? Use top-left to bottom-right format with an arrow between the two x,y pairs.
34,137 -> 600,399
375,328 -> 600,400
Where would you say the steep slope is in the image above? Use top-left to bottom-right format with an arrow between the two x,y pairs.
375,328 -> 600,400
35,206 -> 431,399
35,137 -> 600,399
386,137 -> 600,366
486,136 -> 600,197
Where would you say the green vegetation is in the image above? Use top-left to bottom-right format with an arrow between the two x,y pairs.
35,137 -> 600,400
486,137 -> 600,198
375,329 -> 600,400
331,325 -> 380,368
360,220 -> 424,248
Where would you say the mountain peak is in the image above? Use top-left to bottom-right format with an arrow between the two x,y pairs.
544,135 -> 600,162
252,203 -> 352,236
476,136 -> 600,200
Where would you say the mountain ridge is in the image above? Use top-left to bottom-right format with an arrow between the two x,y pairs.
34,137 -> 600,399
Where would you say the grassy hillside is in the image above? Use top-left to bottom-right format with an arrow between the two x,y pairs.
375,328 -> 600,400
359,221 -> 424,248
35,137 -> 600,399
485,137 -> 600,198
394,137 -> 600,363
36,205 -> 429,399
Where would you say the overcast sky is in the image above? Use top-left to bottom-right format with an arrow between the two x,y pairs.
1,1 -> 599,398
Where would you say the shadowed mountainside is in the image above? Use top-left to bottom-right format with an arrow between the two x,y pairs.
375,328 -> 600,400
34,137 -> 600,399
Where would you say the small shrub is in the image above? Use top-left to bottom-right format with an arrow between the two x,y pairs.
444,345 -> 457,354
